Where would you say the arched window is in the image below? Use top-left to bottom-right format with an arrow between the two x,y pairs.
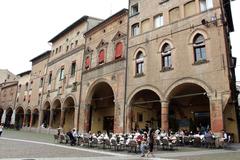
161,43 -> 172,69
193,34 -> 206,62
115,42 -> 123,59
98,50 -> 105,64
136,51 -> 144,75
85,56 -> 90,69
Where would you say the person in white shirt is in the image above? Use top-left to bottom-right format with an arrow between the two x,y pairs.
0,124 -> 3,137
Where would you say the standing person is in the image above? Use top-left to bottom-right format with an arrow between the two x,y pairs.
0,124 -> 3,137
140,131 -> 148,157
146,129 -> 155,157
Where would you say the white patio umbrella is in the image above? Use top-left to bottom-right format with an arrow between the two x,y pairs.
1,110 -> 6,124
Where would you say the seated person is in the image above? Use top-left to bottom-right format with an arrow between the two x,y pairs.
66,130 -> 76,146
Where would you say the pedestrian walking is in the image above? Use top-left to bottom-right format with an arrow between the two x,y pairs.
146,129 -> 155,157
0,124 -> 3,137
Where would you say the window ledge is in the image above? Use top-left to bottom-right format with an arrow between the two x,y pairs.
134,73 -> 145,78
192,59 -> 209,65
129,12 -> 140,18
160,67 -> 174,72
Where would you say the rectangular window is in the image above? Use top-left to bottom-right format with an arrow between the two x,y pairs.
169,7 -> 180,23
194,46 -> 206,62
48,72 -> 52,84
131,3 -> 139,16
38,94 -> 41,105
184,1 -> 196,17
154,14 -> 164,28
71,61 -> 76,76
60,67 -> 65,80
141,19 -> 150,33
132,23 -> 140,36
136,62 -> 144,75
56,48 -> 58,54
39,78 -> 43,88
75,40 -> 78,47
59,46 -> 62,52
200,0 -> 213,12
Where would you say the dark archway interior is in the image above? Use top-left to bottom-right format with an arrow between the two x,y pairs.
15,107 -> 24,128
5,108 -> 13,128
25,109 -> 31,127
0,108 -> 3,124
63,97 -> 75,132
168,83 -> 210,132
32,109 -> 39,128
130,89 -> 161,131
52,100 -> 61,129
42,102 -> 51,128
89,82 -> 115,133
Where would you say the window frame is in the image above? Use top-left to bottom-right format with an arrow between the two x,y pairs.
71,61 -> 76,76
161,43 -> 172,69
132,23 -> 140,36
131,3 -> 139,16
154,14 -> 164,28
135,51 -> 144,76
193,34 -> 207,63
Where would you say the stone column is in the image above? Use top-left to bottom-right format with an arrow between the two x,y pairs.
74,107 -> 78,129
38,109 -> 44,129
1,110 -> 6,124
210,99 -> 223,132
10,109 -> 16,126
125,104 -> 133,133
161,101 -> 169,131
83,104 -> 91,133
113,101 -> 124,133
49,109 -> 54,128
30,113 -> 33,127
22,113 -> 26,127
60,108 -> 65,128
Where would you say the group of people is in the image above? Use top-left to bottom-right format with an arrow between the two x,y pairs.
55,125 -> 231,158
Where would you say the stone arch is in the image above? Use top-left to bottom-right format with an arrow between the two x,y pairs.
126,86 -> 163,132
63,94 -> 77,109
165,77 -> 212,100
5,107 -> 13,127
32,108 -> 39,128
24,108 -> 31,127
84,79 -> 116,133
62,96 -> 76,131
42,101 -> 51,128
127,85 -> 163,105
51,98 -> 62,129
15,106 -> 24,128
188,29 -> 209,44
133,47 -> 147,60
85,78 -> 116,104
158,38 -> 174,52
51,97 -> 62,109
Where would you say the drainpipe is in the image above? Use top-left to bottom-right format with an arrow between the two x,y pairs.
123,1 -> 130,134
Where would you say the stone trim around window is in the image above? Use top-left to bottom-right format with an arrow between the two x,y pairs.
192,59 -> 209,65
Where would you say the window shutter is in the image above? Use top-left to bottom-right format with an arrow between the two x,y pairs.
85,57 -> 90,68
99,50 -> 105,63
115,42 -> 123,59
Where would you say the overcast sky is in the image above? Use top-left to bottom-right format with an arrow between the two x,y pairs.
0,0 -> 239,80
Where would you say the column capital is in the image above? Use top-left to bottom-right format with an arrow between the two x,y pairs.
161,100 -> 169,106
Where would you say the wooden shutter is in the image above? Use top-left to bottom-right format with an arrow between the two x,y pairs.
115,42 -> 123,59
85,57 -> 90,69
99,50 -> 105,63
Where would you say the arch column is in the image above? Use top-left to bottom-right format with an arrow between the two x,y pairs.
22,114 -> 26,127
114,100 -> 124,133
30,112 -> 33,127
1,110 -> 6,124
10,110 -> 16,126
60,108 -> 65,128
38,109 -> 44,128
83,104 -> 91,133
210,98 -> 223,132
49,109 -> 54,128
74,107 -> 78,129
126,104 -> 133,133
161,101 -> 169,131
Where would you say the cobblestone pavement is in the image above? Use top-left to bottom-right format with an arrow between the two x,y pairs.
0,129 -> 240,160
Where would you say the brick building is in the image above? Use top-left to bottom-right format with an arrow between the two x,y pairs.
0,0 -> 238,141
